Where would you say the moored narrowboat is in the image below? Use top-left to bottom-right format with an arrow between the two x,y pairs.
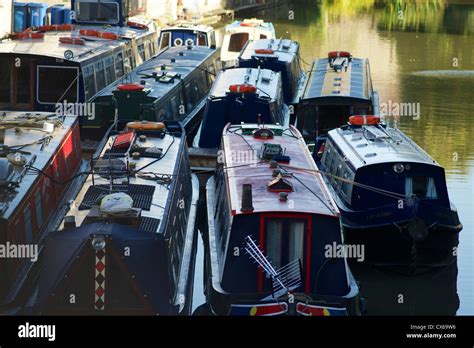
317,116 -> 462,264
0,112 -> 82,305
204,123 -> 361,316
0,0 -> 157,112
221,19 -> 275,68
238,38 -> 306,110
194,67 -> 290,149
85,45 -> 221,139
26,121 -> 199,315
296,51 -> 379,147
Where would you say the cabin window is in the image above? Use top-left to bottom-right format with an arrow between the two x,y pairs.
147,42 -> 154,58
37,66 -> 79,104
405,177 -> 437,200
260,34 -> 267,39
115,53 -> 124,77
185,82 -> 195,110
160,32 -> 171,50
83,65 -> 96,99
15,220 -> 21,243
16,63 -> 31,104
265,219 -> 307,275
94,61 -> 107,92
266,220 -> 283,270
170,96 -> 180,119
23,206 -> 33,243
228,33 -> 249,53
198,33 -> 207,46
34,190 -> 43,228
138,44 -> 146,62
76,0 -> 119,24
0,61 -> 10,103
104,56 -> 116,85
207,64 -> 216,85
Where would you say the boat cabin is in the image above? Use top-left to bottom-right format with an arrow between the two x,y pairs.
296,51 -> 379,144
205,123 -> 361,316
0,19 -> 157,112
221,19 -> 275,68
319,116 -> 462,233
195,67 -> 290,149
0,112 -> 81,303
86,45 -> 221,138
158,24 -> 216,51
29,121 -> 199,315
238,38 -> 306,107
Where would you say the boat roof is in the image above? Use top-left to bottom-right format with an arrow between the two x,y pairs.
161,23 -> 214,33
61,124 -> 184,233
239,38 -> 299,63
0,112 -> 78,220
302,57 -> 373,101
210,68 -> 281,100
225,19 -> 275,32
328,124 -> 439,170
222,124 -> 339,217
94,45 -> 218,99
0,22 -> 156,64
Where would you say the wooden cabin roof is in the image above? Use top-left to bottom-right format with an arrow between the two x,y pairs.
0,112 -> 78,220
328,124 -> 439,170
302,57 -> 373,101
94,45 -> 219,99
221,124 -> 339,217
210,68 -> 281,100
0,22 -> 156,63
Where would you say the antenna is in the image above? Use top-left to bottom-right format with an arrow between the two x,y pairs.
244,236 -> 302,298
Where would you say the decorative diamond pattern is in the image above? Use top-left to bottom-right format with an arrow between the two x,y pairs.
94,245 -> 106,311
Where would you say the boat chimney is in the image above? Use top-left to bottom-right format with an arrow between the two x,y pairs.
241,184 -> 254,213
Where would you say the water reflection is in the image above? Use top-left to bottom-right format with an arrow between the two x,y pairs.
229,0 -> 473,314
349,260 -> 459,315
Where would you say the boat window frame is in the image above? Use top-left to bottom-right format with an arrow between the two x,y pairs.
36,65 -> 80,105
75,0 -> 120,25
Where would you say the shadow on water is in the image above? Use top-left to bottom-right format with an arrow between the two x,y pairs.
350,259 -> 459,315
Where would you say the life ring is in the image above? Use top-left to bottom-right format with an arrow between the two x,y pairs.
349,115 -> 380,126
127,21 -> 148,30
328,51 -> 351,59
117,84 -> 145,91
185,38 -> 194,46
59,37 -> 85,45
79,29 -> 100,37
98,32 -> 119,40
126,121 -> 166,131
16,32 -> 44,40
229,84 -> 257,93
255,49 -> 274,54
174,38 -> 183,46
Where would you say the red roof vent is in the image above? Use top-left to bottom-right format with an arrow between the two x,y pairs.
112,130 -> 135,149
349,115 -> 380,126
268,174 -> 293,193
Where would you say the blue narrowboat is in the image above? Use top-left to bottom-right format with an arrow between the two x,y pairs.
204,123 -> 361,316
194,67 -> 290,149
238,38 -> 306,109
158,23 -> 216,51
317,116 -> 462,263
25,121 -> 199,314
295,51 -> 379,146
85,45 -> 221,139
0,0 -> 157,112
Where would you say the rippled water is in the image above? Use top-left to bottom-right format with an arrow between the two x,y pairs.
212,0 -> 474,315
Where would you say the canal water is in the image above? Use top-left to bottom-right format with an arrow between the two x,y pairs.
204,0 -> 473,315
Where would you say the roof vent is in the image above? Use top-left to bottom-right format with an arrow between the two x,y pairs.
0,158 -> 13,185
259,143 -> 290,163
268,173 -> 293,192
241,184 -> 254,213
